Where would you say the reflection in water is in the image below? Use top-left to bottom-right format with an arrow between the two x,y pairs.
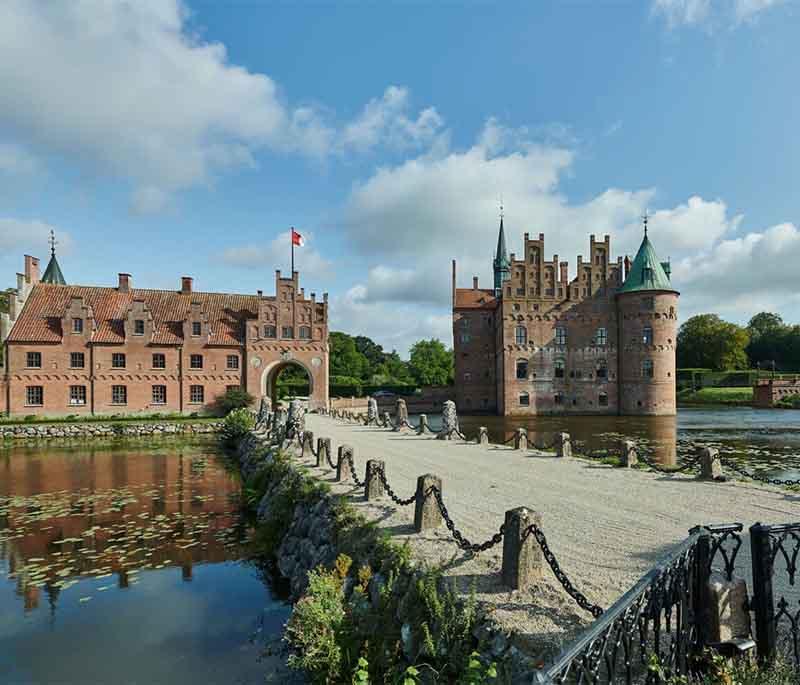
0,438 -> 289,685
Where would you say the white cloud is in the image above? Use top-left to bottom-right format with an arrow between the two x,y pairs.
0,218 -> 73,255
0,143 -> 39,175
221,230 -> 332,279
735,0 -> 786,22
652,0 -> 712,27
0,1 -> 439,212
651,0 -> 788,27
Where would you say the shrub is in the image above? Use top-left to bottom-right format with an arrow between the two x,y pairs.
214,387 -> 255,416
219,407 -> 254,446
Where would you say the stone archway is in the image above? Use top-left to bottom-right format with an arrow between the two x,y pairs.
261,359 -> 315,407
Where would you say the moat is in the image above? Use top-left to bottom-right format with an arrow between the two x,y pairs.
0,438 -> 289,684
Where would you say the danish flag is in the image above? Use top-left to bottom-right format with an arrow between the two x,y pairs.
291,228 -> 305,247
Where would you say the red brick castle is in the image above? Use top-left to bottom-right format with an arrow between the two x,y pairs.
0,243 -> 329,416
452,215 -> 678,415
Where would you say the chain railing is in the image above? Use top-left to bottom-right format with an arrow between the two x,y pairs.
427,485 -> 505,554
634,447 -> 701,474
371,464 -> 416,506
346,450 -> 365,487
718,457 -> 800,487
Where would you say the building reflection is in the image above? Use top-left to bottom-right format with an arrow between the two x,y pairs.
0,441 -> 246,615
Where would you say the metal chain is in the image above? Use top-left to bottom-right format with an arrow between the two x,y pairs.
326,447 -> 337,470
719,458 -> 800,487
522,524 -> 604,618
635,448 -> 700,474
427,486 -> 505,553
346,451 -> 365,487
374,465 -> 416,506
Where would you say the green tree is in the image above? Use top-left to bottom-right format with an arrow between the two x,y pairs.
329,332 -> 368,379
408,339 -> 454,386
353,335 -> 386,379
746,312 -> 788,370
677,314 -> 750,371
378,350 -> 414,385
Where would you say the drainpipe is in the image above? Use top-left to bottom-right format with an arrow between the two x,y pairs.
178,346 -> 184,414
89,343 -> 95,415
4,340 -> 9,417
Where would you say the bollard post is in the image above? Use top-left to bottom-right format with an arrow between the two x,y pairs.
477,427 -> 489,446
501,507 -> 543,590
414,474 -> 443,532
620,440 -> 638,467
336,445 -> 354,482
698,446 -> 723,480
418,414 -> 429,435
395,398 -> 408,431
555,432 -> 571,458
301,430 -> 314,459
316,437 -> 330,468
514,427 -> 528,450
365,460 -> 385,501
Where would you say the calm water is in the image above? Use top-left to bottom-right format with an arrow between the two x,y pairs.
0,438 -> 290,685
420,407 -> 800,476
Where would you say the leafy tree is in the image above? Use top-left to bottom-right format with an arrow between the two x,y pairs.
408,339 -> 454,386
677,314 -> 750,371
746,312 -> 788,370
329,332 -> 369,379
377,350 -> 413,385
353,335 -> 386,379
214,387 -> 255,416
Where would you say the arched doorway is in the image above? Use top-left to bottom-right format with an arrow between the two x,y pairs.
261,359 -> 314,407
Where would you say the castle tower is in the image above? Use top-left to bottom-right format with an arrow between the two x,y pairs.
493,215 -> 510,293
617,222 -> 678,415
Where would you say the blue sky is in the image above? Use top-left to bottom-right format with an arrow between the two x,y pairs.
1,0 -> 798,356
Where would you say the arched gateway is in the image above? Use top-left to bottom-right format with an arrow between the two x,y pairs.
244,270 -> 329,412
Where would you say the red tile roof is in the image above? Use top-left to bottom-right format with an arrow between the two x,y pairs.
8,284 -> 260,346
454,288 -> 498,309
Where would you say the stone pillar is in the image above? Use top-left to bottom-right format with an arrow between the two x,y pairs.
365,459 -> 385,501
708,576 -> 751,642
414,474 -> 443,532
301,430 -> 314,459
501,507 -> 543,591
417,414 -> 429,435
383,411 -> 392,428
477,427 -> 489,447
287,399 -> 305,438
394,398 -> 408,431
555,432 -> 571,458
437,400 -> 459,440
514,427 -> 528,450
336,445 -> 353,482
317,437 -> 331,468
367,397 -> 378,425
699,446 -> 723,480
620,440 -> 638,467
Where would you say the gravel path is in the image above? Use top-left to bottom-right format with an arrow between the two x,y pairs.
300,414 -> 800,660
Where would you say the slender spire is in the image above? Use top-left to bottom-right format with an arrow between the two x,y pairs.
493,202 -> 510,293
642,209 -> 649,238
48,229 -> 57,257
41,230 -> 66,285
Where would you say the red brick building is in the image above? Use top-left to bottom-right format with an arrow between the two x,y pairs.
0,252 -> 329,416
452,218 -> 678,416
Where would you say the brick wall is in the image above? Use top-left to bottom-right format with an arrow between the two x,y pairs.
753,379 -> 800,408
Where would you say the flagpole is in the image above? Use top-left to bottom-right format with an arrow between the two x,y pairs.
291,227 -> 294,274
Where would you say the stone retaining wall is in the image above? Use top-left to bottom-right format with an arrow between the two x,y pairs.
0,421 -> 222,440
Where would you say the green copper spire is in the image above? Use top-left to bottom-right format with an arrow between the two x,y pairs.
619,217 -> 675,294
493,207 -> 510,292
41,230 -> 66,285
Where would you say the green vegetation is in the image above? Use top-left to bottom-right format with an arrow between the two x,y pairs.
677,314 -> 750,371
219,407 -> 254,446
775,394 -> 800,409
677,386 -> 753,406
652,651 -> 797,684
213,387 -> 255,415
0,412 -> 219,427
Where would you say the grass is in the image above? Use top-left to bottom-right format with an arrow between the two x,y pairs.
0,413 -> 221,427
677,386 -> 753,406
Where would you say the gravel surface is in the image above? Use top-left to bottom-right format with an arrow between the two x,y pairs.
300,414 -> 800,661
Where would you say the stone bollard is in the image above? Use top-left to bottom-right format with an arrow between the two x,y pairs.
514,427 -> 528,450
477,427 -> 489,447
699,446 -> 724,480
394,398 -> 408,431
301,430 -> 314,459
367,397 -> 378,425
620,440 -> 638,467
555,432 -> 571,458
501,507 -> 543,590
414,474 -> 443,532
365,459 -> 385,501
336,445 -> 354,482
316,437 -> 331,468
417,414 -> 429,435
708,575 -> 751,643
437,400 -> 459,440
383,411 -> 392,428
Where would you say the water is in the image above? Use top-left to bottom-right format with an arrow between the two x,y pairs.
0,438 -> 290,685
418,407 -> 800,477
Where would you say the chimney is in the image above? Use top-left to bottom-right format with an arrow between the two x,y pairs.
257,289 -> 263,297
24,255 -> 40,284
181,276 -> 193,294
473,276 -> 479,290
560,261 -> 568,283
624,256 -> 631,280
118,273 -> 131,293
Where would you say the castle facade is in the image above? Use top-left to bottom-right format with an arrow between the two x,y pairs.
452,219 -> 678,416
0,250 -> 329,417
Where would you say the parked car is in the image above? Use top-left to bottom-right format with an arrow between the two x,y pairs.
372,390 -> 396,398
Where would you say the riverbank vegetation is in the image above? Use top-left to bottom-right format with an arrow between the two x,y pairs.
677,387 -> 754,406
0,412 -> 221,426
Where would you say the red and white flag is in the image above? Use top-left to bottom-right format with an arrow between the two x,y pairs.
291,228 -> 305,247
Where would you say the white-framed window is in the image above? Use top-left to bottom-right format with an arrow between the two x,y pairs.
189,385 -> 204,404
26,386 -> 43,406
642,326 -> 653,345
282,326 -> 294,339
152,353 -> 166,369
70,352 -> 85,369
69,385 -> 86,406
519,392 -> 530,406
111,385 -> 127,405
134,319 -> 145,335
595,327 -> 607,346
554,358 -> 565,378
516,359 -> 528,380
515,326 -> 527,345
26,352 -> 41,368
555,327 -> 567,346
72,318 -> 83,334
226,355 -> 239,370
192,321 -> 202,336
263,325 -> 276,338
642,359 -> 654,378
152,385 -> 167,405
112,353 -> 126,369
190,354 -> 203,369
299,326 -> 311,339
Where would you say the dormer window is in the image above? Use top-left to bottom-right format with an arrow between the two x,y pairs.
192,321 -> 201,336
72,318 -> 83,334
134,319 -> 145,335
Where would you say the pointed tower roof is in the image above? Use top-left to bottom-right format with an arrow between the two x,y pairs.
619,233 -> 676,294
494,216 -> 508,265
41,230 -> 66,285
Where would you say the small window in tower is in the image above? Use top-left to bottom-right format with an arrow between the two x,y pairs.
643,326 -> 653,345
516,359 -> 528,380
282,326 -> 294,339
642,359 -> 654,378
134,319 -> 145,336
555,327 -> 567,346
515,326 -> 527,345
596,359 -> 608,379
192,321 -> 202,336
299,326 -> 311,339
264,325 -> 276,338
72,318 -> 83,334
595,327 -> 607,346
519,392 -> 530,406
554,358 -> 566,378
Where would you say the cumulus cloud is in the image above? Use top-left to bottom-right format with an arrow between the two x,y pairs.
0,218 -> 73,255
652,0 -> 788,27
221,230 -> 332,279
0,1 -> 439,212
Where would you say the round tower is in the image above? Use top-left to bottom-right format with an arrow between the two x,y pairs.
617,229 -> 679,416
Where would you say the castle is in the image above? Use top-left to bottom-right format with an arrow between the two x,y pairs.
0,240 -> 329,417
452,216 -> 679,416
